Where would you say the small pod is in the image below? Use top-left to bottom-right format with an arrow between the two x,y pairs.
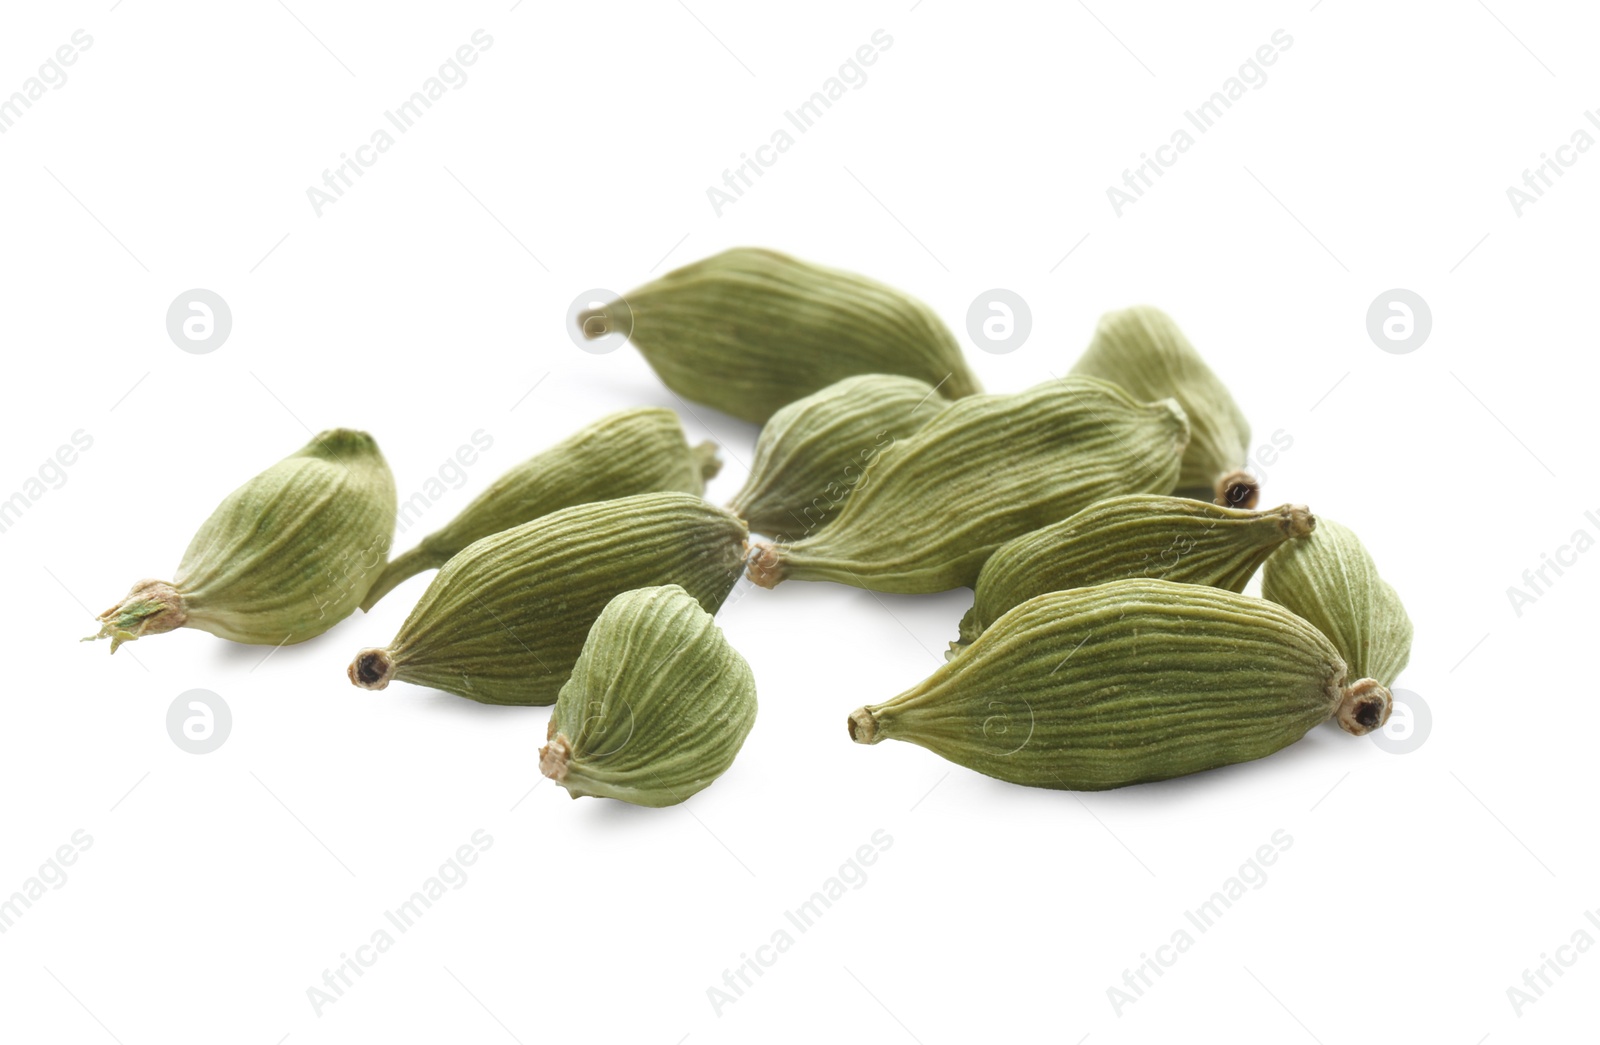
539,585 -> 757,807
850,579 -> 1391,791
728,374 -> 951,539
953,495 -> 1315,654
361,408 -> 720,610
1071,306 -> 1258,508
578,247 -> 982,423
747,377 -> 1190,594
348,493 -> 748,706
90,429 -> 396,651
1261,517 -> 1413,687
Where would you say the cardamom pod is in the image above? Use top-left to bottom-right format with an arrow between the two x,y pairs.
348,492 -> 747,706
747,377 -> 1190,594
849,579 -> 1391,791
1071,306 -> 1258,508
952,495 -> 1315,654
1261,518 -> 1413,687
728,373 -> 950,539
578,247 -> 982,423
90,429 -> 396,651
539,585 -> 757,807
361,408 -> 721,610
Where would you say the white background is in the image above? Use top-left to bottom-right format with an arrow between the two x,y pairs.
1,1 -> 1593,1041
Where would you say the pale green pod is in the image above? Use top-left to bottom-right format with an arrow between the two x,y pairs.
1261,518 -> 1413,688
728,374 -> 951,539
953,495 -> 1315,654
747,377 -> 1190,594
1071,306 -> 1258,508
578,247 -> 982,423
348,493 -> 748,706
90,429 -> 396,651
362,408 -> 721,610
539,585 -> 757,807
850,579 -> 1392,791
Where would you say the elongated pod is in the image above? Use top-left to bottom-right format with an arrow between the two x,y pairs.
953,495 -> 1314,653
579,248 -> 982,422
362,408 -> 719,609
748,378 -> 1189,594
349,493 -> 748,706
851,579 -> 1390,791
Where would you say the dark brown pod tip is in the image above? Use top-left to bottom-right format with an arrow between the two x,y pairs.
1215,469 -> 1261,510
348,648 -> 395,690
1336,678 -> 1393,736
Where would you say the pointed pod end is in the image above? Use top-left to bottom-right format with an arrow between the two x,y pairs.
576,305 -> 615,340
691,440 -> 724,484
1277,503 -> 1316,539
1336,678 -> 1392,736
539,733 -> 572,783
348,647 -> 395,690
90,579 -> 186,653
745,541 -> 785,588
1216,469 -> 1261,510
848,707 -> 881,745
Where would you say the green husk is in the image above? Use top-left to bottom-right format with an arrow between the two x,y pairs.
952,495 -> 1315,654
362,408 -> 720,610
348,493 -> 748,706
539,585 -> 757,807
850,579 -> 1391,791
579,247 -> 982,423
728,373 -> 951,539
1071,306 -> 1258,507
90,428 -> 396,651
747,377 -> 1190,594
1261,518 -> 1413,687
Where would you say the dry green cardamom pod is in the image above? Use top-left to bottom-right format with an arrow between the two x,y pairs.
1261,517 -> 1413,687
539,585 -> 757,807
90,429 -> 396,652
577,247 -> 982,423
952,495 -> 1315,654
348,492 -> 747,706
362,408 -> 721,610
727,373 -> 950,539
1071,306 -> 1258,508
747,377 -> 1190,594
849,578 -> 1392,791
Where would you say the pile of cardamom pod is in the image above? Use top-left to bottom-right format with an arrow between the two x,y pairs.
89,247 -> 1411,804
